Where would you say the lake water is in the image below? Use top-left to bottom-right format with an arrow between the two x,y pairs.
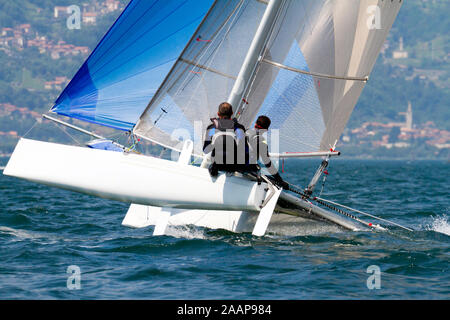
0,159 -> 448,299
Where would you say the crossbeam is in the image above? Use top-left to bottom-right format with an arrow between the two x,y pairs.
269,151 -> 340,158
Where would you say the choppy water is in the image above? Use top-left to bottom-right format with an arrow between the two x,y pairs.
0,159 -> 448,299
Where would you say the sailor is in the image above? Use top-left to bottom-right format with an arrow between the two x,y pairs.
246,115 -> 289,189
203,102 -> 247,177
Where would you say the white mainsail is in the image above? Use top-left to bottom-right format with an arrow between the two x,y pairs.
134,0 -> 402,155
241,0 -> 403,152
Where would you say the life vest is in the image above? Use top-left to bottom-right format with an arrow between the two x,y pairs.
245,129 -> 277,175
210,118 -> 245,167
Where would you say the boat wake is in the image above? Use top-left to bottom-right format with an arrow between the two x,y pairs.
0,226 -> 42,240
165,225 -> 207,240
267,220 -> 344,237
164,219 -> 344,240
426,215 -> 450,236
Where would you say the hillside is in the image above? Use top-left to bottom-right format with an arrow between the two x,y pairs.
0,0 -> 448,158
0,0 -> 128,155
349,0 -> 450,130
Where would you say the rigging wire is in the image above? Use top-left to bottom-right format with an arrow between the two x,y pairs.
283,179 -> 412,232
314,196 -> 413,232
23,117 -> 83,147
21,119 -> 40,139
59,125 -> 83,146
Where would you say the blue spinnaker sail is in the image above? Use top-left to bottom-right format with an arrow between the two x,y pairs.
51,0 -> 214,131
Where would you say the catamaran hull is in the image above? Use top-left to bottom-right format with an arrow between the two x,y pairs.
3,138 -> 266,211
3,138 -> 362,234
122,203 -> 342,235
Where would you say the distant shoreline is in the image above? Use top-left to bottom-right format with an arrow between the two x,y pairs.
337,157 -> 449,161
0,155 -> 447,164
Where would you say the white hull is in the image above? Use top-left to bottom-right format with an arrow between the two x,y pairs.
4,139 -> 362,235
122,204 -> 256,233
122,204 -> 341,235
4,138 -> 266,211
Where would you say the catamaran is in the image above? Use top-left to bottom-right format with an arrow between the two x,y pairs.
3,0 -> 406,236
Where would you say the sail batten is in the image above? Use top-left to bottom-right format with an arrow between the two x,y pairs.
179,58 -> 237,80
261,58 -> 369,82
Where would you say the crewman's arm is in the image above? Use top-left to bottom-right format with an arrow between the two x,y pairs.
259,138 -> 278,176
259,137 -> 288,189
203,125 -> 215,154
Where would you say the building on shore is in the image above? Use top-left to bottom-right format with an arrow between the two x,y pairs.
54,6 -> 70,19
342,102 -> 449,150
393,37 -> 408,59
398,101 -> 413,130
83,12 -> 98,25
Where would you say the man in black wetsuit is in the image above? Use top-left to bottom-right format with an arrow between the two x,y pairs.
246,115 -> 289,189
203,102 -> 246,177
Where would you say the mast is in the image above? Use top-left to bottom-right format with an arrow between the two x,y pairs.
227,0 -> 282,114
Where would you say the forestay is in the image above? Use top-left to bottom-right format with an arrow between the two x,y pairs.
50,0 -> 214,131
134,0 -> 402,155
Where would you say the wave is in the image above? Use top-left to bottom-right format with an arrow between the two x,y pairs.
164,225 -> 207,240
0,226 -> 64,244
0,226 -> 41,240
426,214 -> 450,236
